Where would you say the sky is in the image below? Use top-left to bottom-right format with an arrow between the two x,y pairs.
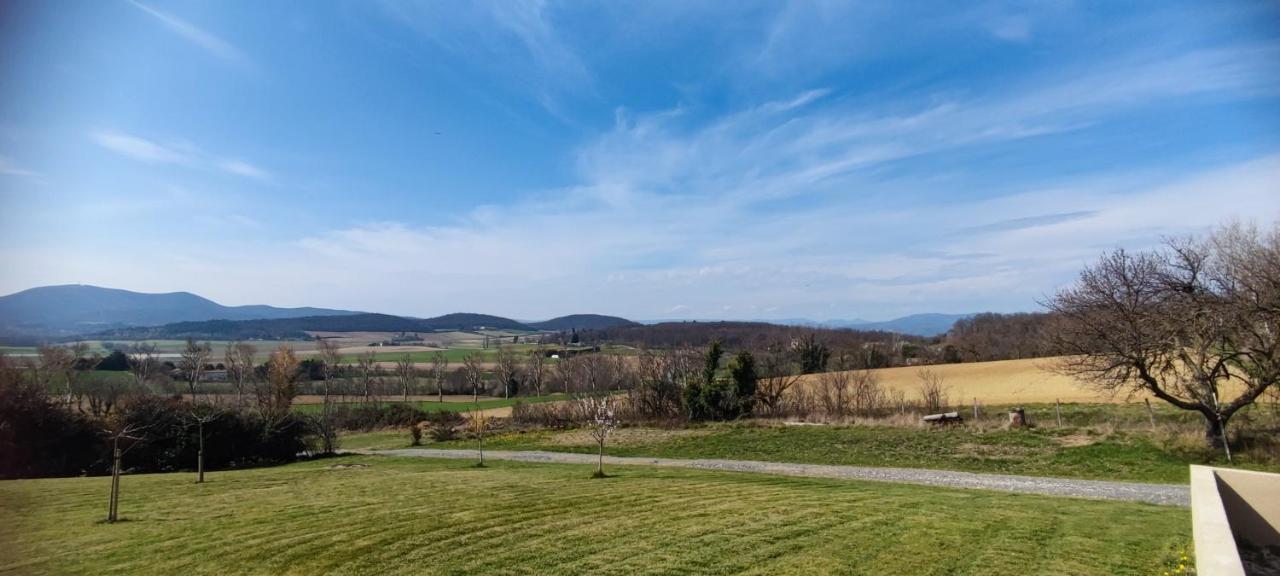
0,1 -> 1278,322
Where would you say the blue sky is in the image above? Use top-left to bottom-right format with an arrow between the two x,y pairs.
1,1 -> 1278,321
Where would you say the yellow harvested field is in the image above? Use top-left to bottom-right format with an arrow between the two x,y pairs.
798,357 -> 1142,404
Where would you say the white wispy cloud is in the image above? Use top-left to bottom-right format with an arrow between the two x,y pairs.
91,130 -> 271,181
0,155 -> 44,183
258,34 -> 1280,318
378,0 -> 592,115
127,0 -> 247,65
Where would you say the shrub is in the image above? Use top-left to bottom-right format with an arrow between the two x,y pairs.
0,372 -> 107,479
424,411 -> 465,441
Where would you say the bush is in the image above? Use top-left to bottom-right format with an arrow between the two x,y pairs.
1,363 -> 320,479
330,403 -> 428,431
0,375 -> 107,479
424,411 -> 465,441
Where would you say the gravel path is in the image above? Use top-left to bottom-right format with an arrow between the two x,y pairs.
360,448 -> 1189,507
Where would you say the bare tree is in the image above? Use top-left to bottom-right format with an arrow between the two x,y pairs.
850,369 -> 886,417
178,338 -> 212,400
581,395 -> 619,477
463,353 -> 485,402
917,369 -> 949,413
430,351 -> 449,403
30,344 -> 72,403
225,342 -> 257,407
467,408 -> 489,467
316,338 -> 343,409
632,348 -> 692,418
494,347 -> 521,399
524,349 -> 546,396
554,354 -> 578,394
757,344 -> 803,416
1047,223 -> 1280,449
183,403 -> 221,483
127,343 -> 159,391
355,351 -> 378,404
394,354 -> 417,402
63,342 -> 92,409
103,422 -> 148,523
818,370 -> 852,418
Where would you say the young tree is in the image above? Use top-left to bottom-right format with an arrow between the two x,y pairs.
178,338 -> 212,400
430,351 -> 449,403
184,403 -> 221,483
224,342 -> 257,407
462,353 -> 485,402
467,408 -> 489,467
103,421 -> 147,523
1048,223 -> 1280,449
395,354 -> 417,402
581,395 -> 619,478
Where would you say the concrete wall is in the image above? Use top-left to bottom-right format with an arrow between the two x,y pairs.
1192,465 -> 1280,576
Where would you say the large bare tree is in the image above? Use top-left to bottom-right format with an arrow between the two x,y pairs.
1047,223 -> 1279,448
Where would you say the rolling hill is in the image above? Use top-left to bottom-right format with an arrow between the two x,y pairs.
0,284 -> 357,339
528,314 -> 640,331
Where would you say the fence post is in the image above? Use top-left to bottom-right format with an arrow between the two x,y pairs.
972,397 -> 978,422
1055,399 -> 1062,427
1145,398 -> 1157,431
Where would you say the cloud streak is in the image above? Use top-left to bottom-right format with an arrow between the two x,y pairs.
91,131 -> 271,182
127,0 -> 247,65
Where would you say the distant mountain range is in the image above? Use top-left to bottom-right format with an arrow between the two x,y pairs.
0,285 -> 643,342
0,285 -> 357,339
0,284 -> 967,342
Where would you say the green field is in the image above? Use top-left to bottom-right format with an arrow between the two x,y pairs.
294,394 -> 570,415
0,455 -> 1190,575
346,418 -> 1278,483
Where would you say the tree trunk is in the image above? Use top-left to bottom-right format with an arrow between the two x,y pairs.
197,422 -> 205,484
1204,413 -> 1228,450
597,440 -> 604,476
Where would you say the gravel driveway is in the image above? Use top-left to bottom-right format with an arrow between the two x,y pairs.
361,448 -> 1190,507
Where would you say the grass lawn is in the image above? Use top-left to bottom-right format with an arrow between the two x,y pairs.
0,455 -> 1190,575
344,418 -> 1279,484
294,394 -> 569,415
